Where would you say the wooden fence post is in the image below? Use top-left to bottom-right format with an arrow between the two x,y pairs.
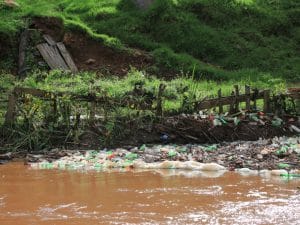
229,90 -> 235,114
89,102 -> 96,123
234,85 -> 239,112
218,89 -> 223,114
252,88 -> 258,111
263,89 -> 270,113
156,83 -> 166,117
245,85 -> 251,111
4,90 -> 17,125
18,29 -> 29,78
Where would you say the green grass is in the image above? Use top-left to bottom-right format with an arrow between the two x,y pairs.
16,69 -> 285,112
0,0 -> 299,81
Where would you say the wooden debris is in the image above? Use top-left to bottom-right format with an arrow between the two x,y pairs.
37,43 -> 69,71
37,34 -> 78,73
56,42 -> 78,73
43,34 -> 56,46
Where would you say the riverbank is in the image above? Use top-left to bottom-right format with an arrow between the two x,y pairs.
19,136 -> 300,173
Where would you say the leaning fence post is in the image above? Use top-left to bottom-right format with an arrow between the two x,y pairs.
218,89 -> 223,114
229,90 -> 235,114
156,83 -> 166,117
263,89 -> 271,113
245,85 -> 251,111
4,89 -> 17,125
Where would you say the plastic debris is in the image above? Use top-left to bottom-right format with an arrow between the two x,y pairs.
204,145 -> 217,152
29,136 -> 300,172
272,117 -> 283,127
278,163 -> 290,169
125,153 -> 138,161
168,150 -> 177,157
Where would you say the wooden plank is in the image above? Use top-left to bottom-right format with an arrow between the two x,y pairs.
56,42 -> 78,73
43,34 -> 56,46
37,43 -> 69,71
18,29 -> 29,78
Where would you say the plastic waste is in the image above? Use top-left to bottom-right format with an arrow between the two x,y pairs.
290,125 -> 300,133
213,119 -> 222,126
276,146 -> 288,155
204,145 -> 217,152
278,163 -> 290,169
280,174 -> 300,178
249,113 -> 259,122
234,117 -> 240,126
125,153 -> 138,161
168,150 -> 177,157
160,134 -> 169,143
139,144 -> 146,151
272,117 -> 283,127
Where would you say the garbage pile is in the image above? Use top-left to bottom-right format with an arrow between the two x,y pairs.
155,113 -> 299,144
28,136 -> 300,174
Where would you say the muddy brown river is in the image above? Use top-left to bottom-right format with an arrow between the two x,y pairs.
0,163 -> 299,225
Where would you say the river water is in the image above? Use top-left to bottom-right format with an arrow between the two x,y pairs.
0,163 -> 299,225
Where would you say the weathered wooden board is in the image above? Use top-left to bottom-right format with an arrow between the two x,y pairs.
56,42 -> 78,73
43,34 -> 56,46
37,43 -> 69,71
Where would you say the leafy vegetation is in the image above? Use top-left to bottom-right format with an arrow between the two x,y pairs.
0,69 -> 287,151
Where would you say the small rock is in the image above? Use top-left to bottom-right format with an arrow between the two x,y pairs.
85,58 -> 96,65
257,154 -> 263,160
260,149 -> 269,155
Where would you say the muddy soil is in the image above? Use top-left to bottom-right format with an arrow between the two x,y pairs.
30,17 -> 153,76
64,32 -> 153,76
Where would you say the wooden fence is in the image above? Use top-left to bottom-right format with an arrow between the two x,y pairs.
194,85 -> 270,113
3,85 -> 299,125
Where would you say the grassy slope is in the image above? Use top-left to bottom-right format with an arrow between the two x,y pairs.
0,0 -> 299,81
